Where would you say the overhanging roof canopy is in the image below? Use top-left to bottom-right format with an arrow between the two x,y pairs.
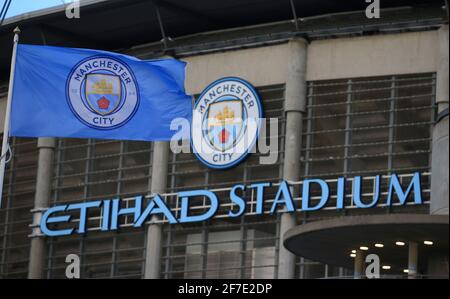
284,214 -> 449,271
0,0 -> 445,78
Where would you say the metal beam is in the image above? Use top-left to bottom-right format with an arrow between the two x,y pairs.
289,0 -> 300,31
153,2 -> 169,49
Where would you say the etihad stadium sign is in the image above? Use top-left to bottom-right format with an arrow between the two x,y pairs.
40,172 -> 424,236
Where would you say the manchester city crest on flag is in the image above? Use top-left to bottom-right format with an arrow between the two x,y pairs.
11,44 -> 192,142
191,77 -> 263,169
85,74 -> 121,115
66,56 -> 140,130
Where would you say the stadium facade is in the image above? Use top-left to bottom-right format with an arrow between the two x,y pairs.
0,0 -> 448,279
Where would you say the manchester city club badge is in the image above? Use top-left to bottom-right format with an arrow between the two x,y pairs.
85,74 -> 121,116
66,56 -> 140,130
191,77 -> 263,169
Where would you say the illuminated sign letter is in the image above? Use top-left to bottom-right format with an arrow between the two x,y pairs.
134,195 -> 177,225
40,205 -> 73,237
270,181 -> 295,214
336,177 -> 346,209
353,176 -> 380,208
249,182 -> 271,214
101,199 -> 111,231
302,179 -> 330,211
229,185 -> 246,217
179,190 -> 219,223
67,200 -> 102,234
110,196 -> 142,230
387,172 -> 422,206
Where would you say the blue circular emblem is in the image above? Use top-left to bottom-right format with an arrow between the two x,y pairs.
66,56 -> 140,130
191,77 -> 263,169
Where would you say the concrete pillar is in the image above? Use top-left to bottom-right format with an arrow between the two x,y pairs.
278,37 -> 308,279
353,250 -> 365,279
408,242 -> 419,279
28,137 -> 56,279
430,25 -> 449,215
144,141 -> 169,279
436,25 -> 449,112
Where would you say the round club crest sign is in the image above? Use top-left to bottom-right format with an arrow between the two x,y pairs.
66,56 -> 140,130
191,77 -> 263,169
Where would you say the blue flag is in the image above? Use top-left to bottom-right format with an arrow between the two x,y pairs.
10,44 -> 192,141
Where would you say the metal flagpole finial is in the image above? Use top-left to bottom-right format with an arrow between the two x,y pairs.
13,27 -> 21,43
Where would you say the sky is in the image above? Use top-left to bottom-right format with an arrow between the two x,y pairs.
3,0 -> 75,19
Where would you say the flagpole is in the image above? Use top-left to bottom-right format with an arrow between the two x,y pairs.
0,27 -> 20,208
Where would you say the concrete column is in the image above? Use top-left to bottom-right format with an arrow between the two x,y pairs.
144,141 -> 169,279
353,250 -> 365,279
278,37 -> 308,279
430,25 -> 449,215
28,137 -> 56,279
408,242 -> 419,279
436,25 -> 449,112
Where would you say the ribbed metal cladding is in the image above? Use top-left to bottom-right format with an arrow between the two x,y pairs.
295,73 -> 436,279
302,74 -> 435,179
0,138 -> 38,278
44,139 -> 153,278
0,74 -> 437,279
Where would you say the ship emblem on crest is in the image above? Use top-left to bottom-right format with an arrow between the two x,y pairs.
86,74 -> 121,115
207,101 -> 243,151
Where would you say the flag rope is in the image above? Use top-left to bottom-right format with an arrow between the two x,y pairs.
0,142 -> 12,164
